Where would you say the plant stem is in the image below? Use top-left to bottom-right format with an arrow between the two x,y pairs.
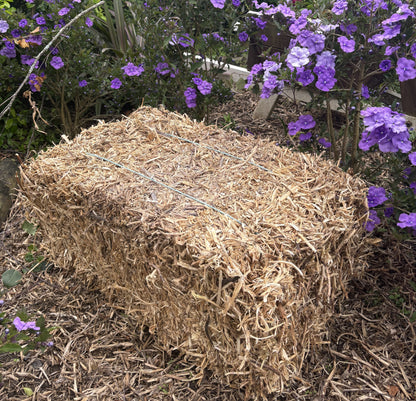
326,94 -> 338,160
350,63 -> 365,172
340,97 -> 351,167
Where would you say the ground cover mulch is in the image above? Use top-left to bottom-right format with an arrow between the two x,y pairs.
1,91 -> 415,400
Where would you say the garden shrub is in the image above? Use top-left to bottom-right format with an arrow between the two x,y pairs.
242,0 -> 416,235
0,0 -> 251,147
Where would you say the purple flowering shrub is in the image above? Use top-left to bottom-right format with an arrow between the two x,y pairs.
239,0 -> 416,236
0,0 -> 139,141
0,0 -> 250,140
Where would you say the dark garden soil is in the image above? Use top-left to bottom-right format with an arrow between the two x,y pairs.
1,92 -> 415,400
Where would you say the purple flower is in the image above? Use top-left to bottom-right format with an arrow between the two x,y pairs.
212,33 -> 224,42
0,47 -> 16,58
304,33 -> 325,55
194,79 -> 212,95
382,23 -> 401,40
193,78 -> 203,86
36,17 -> 46,25
21,55 -> 36,66
361,106 -> 391,130
288,121 -> 300,136
367,186 -> 388,208
359,107 -> 411,153
383,6 -> 415,24
384,206 -> 394,217
11,29 -> 21,38
332,0 -> 348,15
314,66 -> 337,91
58,7 -> 70,16
155,62 -> 170,75
368,34 -> 386,46
318,137 -> 331,148
397,213 -> 416,229
19,19 -> 28,28
391,131 -> 412,153
338,36 -> 355,53
403,167 -> 412,179
184,87 -> 197,108
50,56 -> 64,69
0,20 -> 9,33
410,182 -> 416,195
379,59 -> 392,71
315,51 -> 336,69
244,64 -> 261,90
251,63 -> 263,75
297,114 -> 316,130
110,78 -> 122,89
296,69 -> 314,86
385,45 -> 399,56
85,17 -> 93,27
210,0 -> 225,8
396,58 -> 416,82
261,75 -> 283,98
122,62 -> 144,76
276,4 -> 296,18
261,34 -> 268,42
409,152 -> 416,166
359,129 -> 382,151
78,80 -> 88,87
232,0 -> 240,6
28,73 -> 44,92
286,46 -> 310,69
13,317 -> 40,332
299,131 -> 312,142
340,23 -> 357,36
27,35 -> 43,45
297,30 -> 313,47
362,85 -> 370,99
253,17 -> 267,30
411,43 -> 416,59
289,16 -> 308,35
238,31 -> 248,42
170,33 -> 194,48
365,210 -> 381,232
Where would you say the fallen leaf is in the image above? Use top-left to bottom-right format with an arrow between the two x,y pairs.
387,385 -> 399,397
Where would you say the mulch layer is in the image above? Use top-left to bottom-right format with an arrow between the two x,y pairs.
1,91 -> 415,401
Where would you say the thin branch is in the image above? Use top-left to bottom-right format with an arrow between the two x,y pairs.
0,1 -> 105,120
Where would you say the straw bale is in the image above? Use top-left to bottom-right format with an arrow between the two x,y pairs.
18,106 -> 370,399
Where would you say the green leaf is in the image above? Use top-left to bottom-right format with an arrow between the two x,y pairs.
22,220 -> 37,235
24,253 -> 34,263
23,387 -> 33,396
16,310 -> 29,321
0,343 -> 22,353
410,312 -> 416,323
2,269 -> 22,288
5,118 -> 14,130
36,315 -> 46,329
